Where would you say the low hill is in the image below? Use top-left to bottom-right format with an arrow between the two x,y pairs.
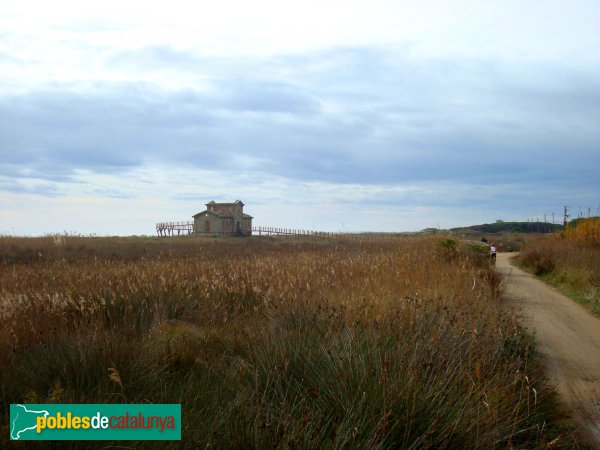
451,221 -> 563,234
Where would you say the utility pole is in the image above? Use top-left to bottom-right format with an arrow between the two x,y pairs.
552,212 -> 555,224
563,206 -> 569,227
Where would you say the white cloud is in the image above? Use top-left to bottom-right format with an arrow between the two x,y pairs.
2,0 -> 600,92
1,0 -> 599,234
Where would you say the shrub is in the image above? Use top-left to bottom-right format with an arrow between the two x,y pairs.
437,238 -> 458,261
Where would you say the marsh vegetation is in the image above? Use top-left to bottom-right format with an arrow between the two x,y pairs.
0,235 -> 571,448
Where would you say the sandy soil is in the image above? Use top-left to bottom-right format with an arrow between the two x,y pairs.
497,253 -> 600,448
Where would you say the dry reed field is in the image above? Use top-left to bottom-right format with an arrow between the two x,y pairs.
0,235 -> 573,448
519,217 -> 600,314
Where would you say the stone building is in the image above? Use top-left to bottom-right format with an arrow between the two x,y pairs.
192,200 -> 253,236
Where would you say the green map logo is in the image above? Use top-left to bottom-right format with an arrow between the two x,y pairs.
11,404 -> 50,440
9,404 -> 181,440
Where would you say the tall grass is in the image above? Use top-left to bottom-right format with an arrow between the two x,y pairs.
0,236 -> 571,448
563,217 -> 600,246
519,218 -> 600,314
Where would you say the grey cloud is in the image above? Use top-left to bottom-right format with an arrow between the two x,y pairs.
1,47 -> 599,196
107,46 -> 203,70
0,174 -> 63,196
219,80 -> 319,113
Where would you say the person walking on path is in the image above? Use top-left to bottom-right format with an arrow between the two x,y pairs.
490,243 -> 497,263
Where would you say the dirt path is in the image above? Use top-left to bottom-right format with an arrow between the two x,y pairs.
497,253 -> 600,447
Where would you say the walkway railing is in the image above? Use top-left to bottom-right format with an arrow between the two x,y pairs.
156,221 -> 250,237
155,222 -> 387,240
252,226 -> 358,239
156,222 -> 194,236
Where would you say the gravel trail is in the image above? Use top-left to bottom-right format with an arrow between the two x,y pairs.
497,253 -> 600,448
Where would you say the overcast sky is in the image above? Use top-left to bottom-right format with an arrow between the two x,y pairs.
1,0 -> 599,235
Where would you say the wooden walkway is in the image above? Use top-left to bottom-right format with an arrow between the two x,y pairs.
155,222 -> 374,240
253,226 -> 357,239
156,222 -> 194,236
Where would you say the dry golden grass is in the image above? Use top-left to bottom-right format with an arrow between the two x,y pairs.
0,235 -> 574,448
519,219 -> 600,315
563,217 -> 600,246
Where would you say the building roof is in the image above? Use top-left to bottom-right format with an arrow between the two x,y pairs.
205,200 -> 244,206
193,210 -> 253,220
